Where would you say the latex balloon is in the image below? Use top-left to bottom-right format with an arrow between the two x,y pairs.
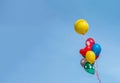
86,38 -> 95,47
86,51 -> 96,64
92,43 -> 101,56
84,62 -> 95,74
80,46 -> 91,57
80,58 -> 87,67
80,49 -> 86,57
74,19 -> 89,35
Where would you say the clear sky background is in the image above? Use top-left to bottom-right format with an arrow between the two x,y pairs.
0,0 -> 120,83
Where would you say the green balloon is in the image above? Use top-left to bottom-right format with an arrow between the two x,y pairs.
84,62 -> 95,75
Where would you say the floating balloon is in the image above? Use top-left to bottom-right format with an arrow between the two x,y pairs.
86,51 -> 96,64
80,49 -> 86,57
86,38 -> 95,47
84,62 -> 95,75
80,58 -> 87,67
74,19 -> 89,35
80,46 -> 91,57
92,43 -> 101,56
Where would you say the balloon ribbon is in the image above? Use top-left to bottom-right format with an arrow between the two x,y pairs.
95,62 -> 101,83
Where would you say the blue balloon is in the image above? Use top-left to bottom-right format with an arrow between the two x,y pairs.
92,43 -> 101,56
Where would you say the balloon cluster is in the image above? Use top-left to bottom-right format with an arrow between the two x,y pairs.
80,38 -> 101,74
74,19 -> 102,75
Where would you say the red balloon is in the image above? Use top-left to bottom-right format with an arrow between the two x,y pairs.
80,38 -> 95,57
80,49 -> 86,57
86,38 -> 95,47
84,46 -> 92,51
80,46 -> 91,57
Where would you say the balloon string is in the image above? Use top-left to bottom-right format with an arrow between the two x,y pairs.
82,35 -> 87,41
95,62 -> 101,83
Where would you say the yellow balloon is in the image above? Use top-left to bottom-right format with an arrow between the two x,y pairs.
74,19 -> 89,35
86,51 -> 96,64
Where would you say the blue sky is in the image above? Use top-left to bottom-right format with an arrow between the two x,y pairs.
0,0 -> 120,83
